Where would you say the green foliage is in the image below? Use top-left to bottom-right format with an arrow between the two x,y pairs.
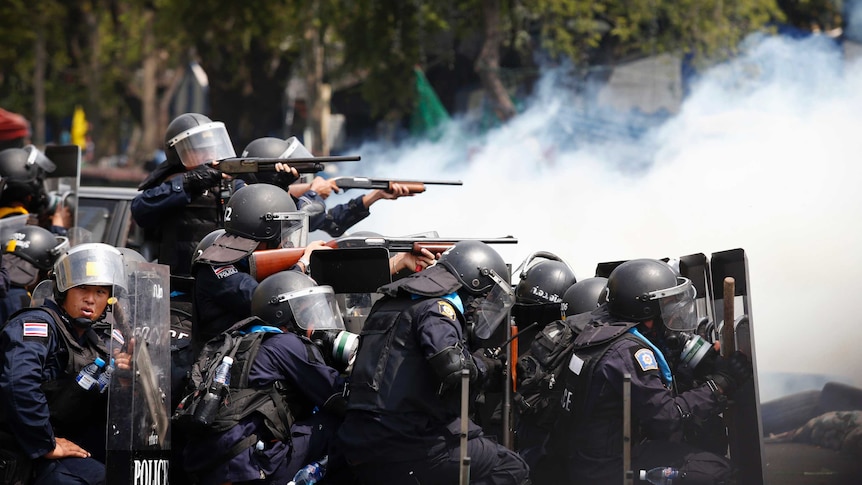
531,0 -> 785,67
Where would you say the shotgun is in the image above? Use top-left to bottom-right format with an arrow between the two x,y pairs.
249,235 -> 518,282
330,176 -> 462,194
215,155 -> 360,175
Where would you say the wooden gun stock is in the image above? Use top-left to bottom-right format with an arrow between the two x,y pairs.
249,240 -> 339,281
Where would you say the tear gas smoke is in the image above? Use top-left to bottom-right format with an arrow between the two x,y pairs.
322,33 -> 862,397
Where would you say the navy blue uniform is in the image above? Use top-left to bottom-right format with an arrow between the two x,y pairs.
315,195 -> 371,237
131,171 -> 244,276
183,330 -> 344,484
191,258 -> 258,355
338,289 -> 529,485
0,285 -> 30,324
0,300 -> 111,485
555,312 -> 729,483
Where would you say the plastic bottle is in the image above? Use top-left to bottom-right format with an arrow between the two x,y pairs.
76,357 -> 106,391
288,455 -> 329,485
639,466 -> 680,485
192,356 -> 234,426
97,358 -> 115,393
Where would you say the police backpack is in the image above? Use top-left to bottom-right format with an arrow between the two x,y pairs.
171,316 -> 295,441
514,313 -> 590,427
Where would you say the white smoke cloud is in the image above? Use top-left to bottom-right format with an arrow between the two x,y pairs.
323,33 -> 862,393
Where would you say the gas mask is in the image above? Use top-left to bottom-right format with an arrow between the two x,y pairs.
309,329 -> 359,372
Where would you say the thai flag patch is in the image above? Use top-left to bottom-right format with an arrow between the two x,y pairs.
23,322 -> 48,338
112,329 -> 125,345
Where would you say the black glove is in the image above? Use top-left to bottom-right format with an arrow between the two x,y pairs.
472,348 -> 505,388
707,351 -> 753,397
182,165 -> 223,194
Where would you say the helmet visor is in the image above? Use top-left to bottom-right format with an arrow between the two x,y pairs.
282,136 -> 313,159
24,145 -> 56,173
648,277 -> 698,332
168,122 -> 236,168
268,212 -> 309,248
278,285 -> 345,332
472,269 -> 516,340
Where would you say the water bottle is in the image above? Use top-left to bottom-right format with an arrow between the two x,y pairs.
76,357 -> 106,391
192,356 -> 233,426
97,358 -> 115,393
639,466 -> 680,484
288,455 -> 328,485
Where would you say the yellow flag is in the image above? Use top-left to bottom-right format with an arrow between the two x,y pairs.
70,105 -> 87,148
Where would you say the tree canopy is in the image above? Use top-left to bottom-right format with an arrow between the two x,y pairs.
0,0 -> 815,168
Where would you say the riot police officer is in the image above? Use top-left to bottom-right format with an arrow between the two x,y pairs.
190,183 -> 322,356
182,271 -> 348,484
337,240 -> 530,485
0,225 -> 69,322
508,253 -> 575,481
511,252 -> 577,349
552,258 -> 752,483
0,145 -> 71,232
0,243 -> 133,484
131,112 -> 241,276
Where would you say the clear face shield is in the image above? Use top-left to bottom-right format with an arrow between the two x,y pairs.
23,144 -> 57,174
647,277 -> 698,332
471,269 -> 516,340
268,212 -> 309,248
277,285 -> 345,333
167,122 -> 236,168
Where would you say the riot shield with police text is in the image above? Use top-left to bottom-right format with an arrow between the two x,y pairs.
105,260 -> 171,485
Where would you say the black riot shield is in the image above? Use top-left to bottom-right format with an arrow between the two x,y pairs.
710,248 -> 765,484
309,247 -> 391,334
105,261 -> 172,485
43,144 -> 81,232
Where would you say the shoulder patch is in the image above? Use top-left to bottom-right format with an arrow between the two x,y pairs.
437,300 -> 457,320
634,348 -> 659,372
23,322 -> 49,339
213,265 -> 239,279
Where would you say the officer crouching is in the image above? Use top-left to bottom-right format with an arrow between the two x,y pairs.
0,243 -> 132,485
336,240 -> 531,484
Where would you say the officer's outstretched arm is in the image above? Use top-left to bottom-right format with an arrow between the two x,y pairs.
429,345 -> 477,396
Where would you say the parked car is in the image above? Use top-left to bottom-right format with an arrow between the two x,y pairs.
76,185 -> 153,258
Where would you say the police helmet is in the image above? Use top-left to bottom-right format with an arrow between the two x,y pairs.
439,240 -> 510,296
606,259 -> 696,330
240,136 -> 309,186
514,256 -> 577,305
439,241 -> 514,340
164,113 -> 236,168
0,146 -> 55,182
251,271 -> 344,333
4,225 -> 69,270
191,228 -> 226,267
561,276 -> 608,317
0,147 -> 53,209
223,184 -> 302,244
54,243 -> 127,295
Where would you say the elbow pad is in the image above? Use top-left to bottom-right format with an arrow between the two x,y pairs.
429,344 -> 476,395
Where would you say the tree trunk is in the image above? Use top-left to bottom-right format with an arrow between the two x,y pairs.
138,8 -> 159,168
84,8 -> 101,163
33,27 -> 46,146
474,0 -> 516,122
303,0 -> 330,156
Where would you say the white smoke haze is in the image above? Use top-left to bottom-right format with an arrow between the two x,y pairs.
322,33 -> 862,396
